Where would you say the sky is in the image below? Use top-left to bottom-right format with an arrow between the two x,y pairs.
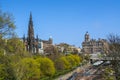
0,0 -> 120,47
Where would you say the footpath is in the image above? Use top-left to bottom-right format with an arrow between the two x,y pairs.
54,63 -> 90,80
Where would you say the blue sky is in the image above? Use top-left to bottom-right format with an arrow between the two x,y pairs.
0,0 -> 120,47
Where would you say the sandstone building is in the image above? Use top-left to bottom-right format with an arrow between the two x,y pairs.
82,32 -> 109,54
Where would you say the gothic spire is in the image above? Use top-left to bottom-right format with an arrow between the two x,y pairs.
29,12 -> 33,27
27,12 -> 35,53
28,12 -> 34,38
30,12 -> 32,22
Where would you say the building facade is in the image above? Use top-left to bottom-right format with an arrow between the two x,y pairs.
55,43 -> 81,54
23,13 -> 53,54
82,32 -> 109,54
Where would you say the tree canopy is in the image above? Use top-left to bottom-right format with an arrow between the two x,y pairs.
107,34 -> 120,80
0,9 -> 15,38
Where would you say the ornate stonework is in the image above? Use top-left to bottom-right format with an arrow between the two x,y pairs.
23,13 -> 53,54
82,32 -> 109,54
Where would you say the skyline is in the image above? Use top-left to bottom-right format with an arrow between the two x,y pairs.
0,0 -> 120,47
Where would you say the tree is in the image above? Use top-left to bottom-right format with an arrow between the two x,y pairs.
47,51 -> 62,62
107,34 -> 120,80
66,54 -> 80,68
0,52 -> 15,80
0,64 -> 7,80
55,56 -> 71,70
5,38 -> 25,55
36,57 -> 55,77
13,58 -> 40,80
103,67 -> 115,80
66,55 -> 76,68
0,38 -> 6,54
0,9 -> 15,38
0,8 -> 16,55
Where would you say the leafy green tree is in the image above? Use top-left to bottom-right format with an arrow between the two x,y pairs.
73,55 -> 81,65
0,64 -> 6,80
66,55 -> 76,68
36,57 -> 55,77
55,56 -> 71,70
0,38 -> 6,54
0,52 -> 15,80
5,38 -> 26,56
13,58 -> 40,80
0,9 -> 15,38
